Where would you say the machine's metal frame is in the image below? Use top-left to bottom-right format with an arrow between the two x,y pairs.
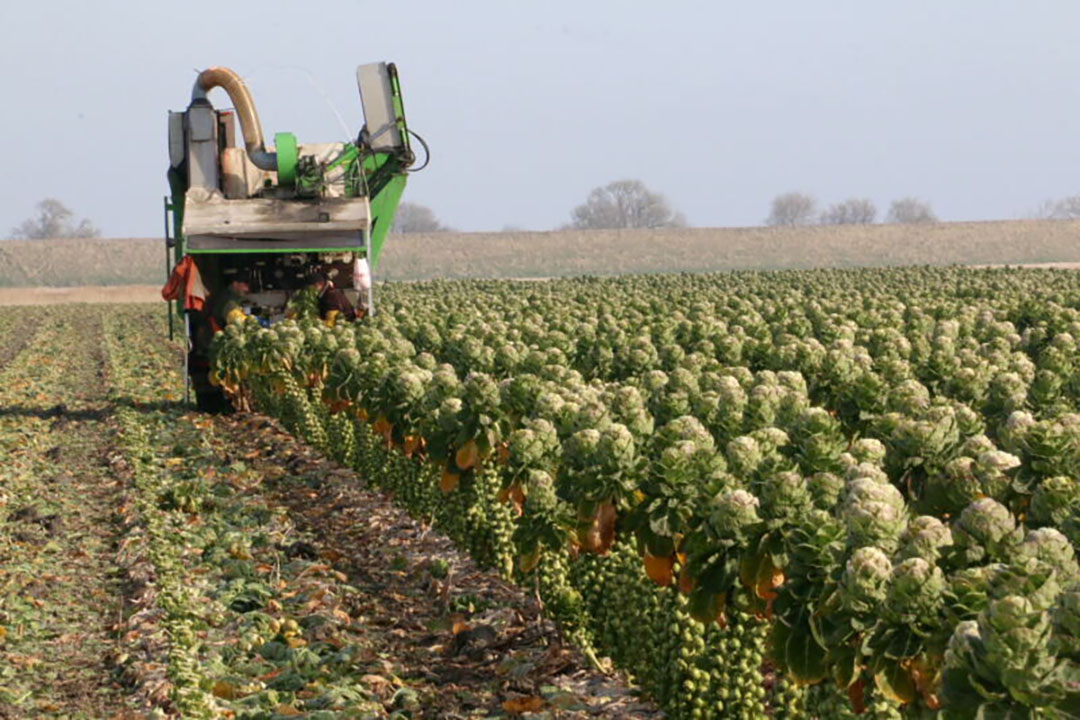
164,62 -> 419,411
166,62 -> 414,271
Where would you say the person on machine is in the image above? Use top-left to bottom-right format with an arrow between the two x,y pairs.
310,271 -> 360,326
211,271 -> 253,331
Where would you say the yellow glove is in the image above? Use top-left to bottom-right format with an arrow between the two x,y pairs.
325,310 -> 341,328
226,307 -> 246,325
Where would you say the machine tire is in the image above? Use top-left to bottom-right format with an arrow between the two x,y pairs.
190,367 -> 234,414
195,387 -> 234,414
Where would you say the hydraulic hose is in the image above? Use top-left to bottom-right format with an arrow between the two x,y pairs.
191,67 -> 277,171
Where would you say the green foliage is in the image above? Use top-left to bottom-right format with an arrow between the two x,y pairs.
211,267 -> 1080,718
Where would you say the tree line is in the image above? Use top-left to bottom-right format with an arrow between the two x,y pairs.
390,179 -> 685,234
12,187 -> 1080,239
398,188 -> 1080,233
8,199 -> 100,240
764,192 -> 938,227
391,185 -> 1055,234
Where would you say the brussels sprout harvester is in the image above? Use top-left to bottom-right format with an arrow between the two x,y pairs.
164,63 -> 424,410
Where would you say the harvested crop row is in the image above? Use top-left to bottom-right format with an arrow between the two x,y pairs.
103,307 -> 184,399
0,306 -> 48,372
104,314 -> 391,717
0,308 -> 141,717
110,403 -> 398,718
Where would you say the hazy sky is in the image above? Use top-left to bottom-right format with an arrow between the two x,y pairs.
3,1 -> 1080,237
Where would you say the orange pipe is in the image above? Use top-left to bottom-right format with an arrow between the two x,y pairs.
192,67 -> 276,171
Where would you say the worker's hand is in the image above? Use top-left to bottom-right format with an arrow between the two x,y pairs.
325,310 -> 341,328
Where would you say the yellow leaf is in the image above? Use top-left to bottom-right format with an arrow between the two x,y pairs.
502,696 -> 545,714
643,551 -> 675,587
518,548 -> 541,574
275,704 -> 303,716
403,435 -> 423,456
455,440 -> 479,470
212,681 -> 240,699
440,466 -> 461,493
677,566 -> 696,595
874,663 -> 917,705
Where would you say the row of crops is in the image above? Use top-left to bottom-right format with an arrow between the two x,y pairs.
210,267 -> 1080,718
104,311 -> 393,717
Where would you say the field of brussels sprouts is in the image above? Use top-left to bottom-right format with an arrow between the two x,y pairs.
210,267 -> 1080,720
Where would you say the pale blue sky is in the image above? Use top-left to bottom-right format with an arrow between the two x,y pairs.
2,1 -> 1079,236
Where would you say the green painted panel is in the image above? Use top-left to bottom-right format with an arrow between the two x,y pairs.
368,174 -> 407,270
186,247 -> 361,255
275,132 -> 298,187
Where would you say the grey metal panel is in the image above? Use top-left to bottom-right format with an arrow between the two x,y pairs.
188,105 -> 216,140
186,105 -> 219,190
245,290 -> 288,307
186,234 -> 364,252
168,112 -> 185,168
183,195 -> 371,237
356,63 -> 402,151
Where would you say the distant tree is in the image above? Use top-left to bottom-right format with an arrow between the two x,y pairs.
820,197 -> 877,225
886,197 -> 937,224
765,192 -> 817,227
390,202 -> 451,233
8,198 -> 100,240
1031,196 -> 1080,220
1029,199 -> 1058,219
1051,196 -> 1080,219
567,179 -> 685,230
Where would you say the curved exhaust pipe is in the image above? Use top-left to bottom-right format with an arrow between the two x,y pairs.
191,67 -> 277,171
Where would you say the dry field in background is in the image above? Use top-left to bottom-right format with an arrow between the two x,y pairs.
0,285 -> 161,306
2,219 -> 1079,288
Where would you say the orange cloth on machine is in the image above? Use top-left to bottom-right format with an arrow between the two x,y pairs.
161,256 -> 208,312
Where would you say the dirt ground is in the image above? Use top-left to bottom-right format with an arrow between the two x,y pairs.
0,285 -> 161,306
996,261 -> 1080,270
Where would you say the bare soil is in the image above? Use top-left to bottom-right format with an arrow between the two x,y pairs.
0,286 -> 161,306
993,261 -> 1080,270
0,312 -> 40,370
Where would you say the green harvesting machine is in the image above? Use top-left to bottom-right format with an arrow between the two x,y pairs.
165,63 -> 423,410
